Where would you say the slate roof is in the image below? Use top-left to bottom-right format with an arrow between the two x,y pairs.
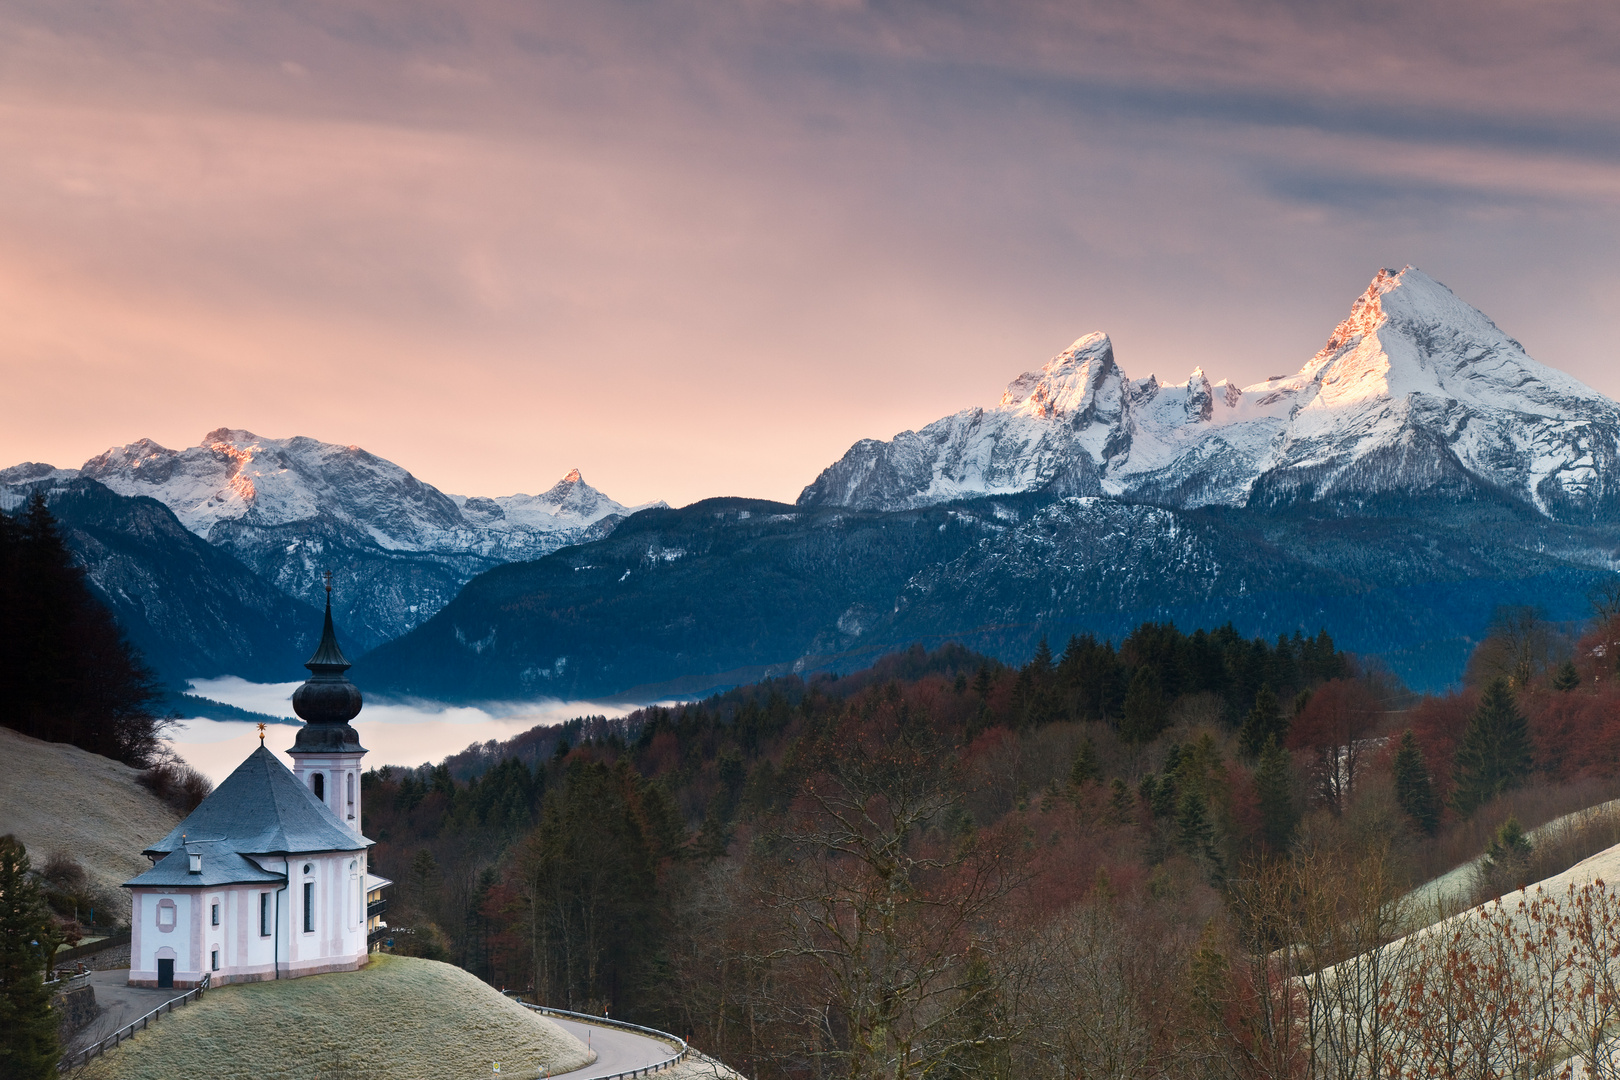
124,840 -> 287,888
142,745 -> 371,860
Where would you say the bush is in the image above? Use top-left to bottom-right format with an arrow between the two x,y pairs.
138,756 -> 213,814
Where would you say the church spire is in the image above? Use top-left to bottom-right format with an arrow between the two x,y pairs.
290,574 -> 364,748
304,574 -> 351,674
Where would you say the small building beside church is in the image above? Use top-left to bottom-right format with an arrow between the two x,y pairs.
124,588 -> 391,988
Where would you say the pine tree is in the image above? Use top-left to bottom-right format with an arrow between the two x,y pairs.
0,836 -> 60,1079
0,495 -> 163,765
1391,730 -> 1441,834
1030,636 -> 1054,674
1254,737 -> 1297,851
1451,678 -> 1534,817
971,665 -> 993,700
1151,771 -> 1179,821
1480,814 -> 1534,895
1177,788 -> 1211,852
1120,666 -> 1168,744
1239,685 -> 1285,758
1176,788 -> 1224,878
1108,777 -> 1133,823
1070,737 -> 1100,787
1551,660 -> 1580,692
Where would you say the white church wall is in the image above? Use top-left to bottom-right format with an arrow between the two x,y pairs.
212,881 -> 286,985
285,850 -> 369,978
129,890 -> 197,987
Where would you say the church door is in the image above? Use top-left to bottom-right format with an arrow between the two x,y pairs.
157,958 -> 174,989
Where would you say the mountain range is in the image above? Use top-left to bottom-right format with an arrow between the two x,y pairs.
1,433 -> 657,679
800,268 -> 1620,523
5,267 -> 1616,696
357,267 -> 1620,699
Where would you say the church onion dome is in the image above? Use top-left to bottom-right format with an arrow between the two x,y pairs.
290,585 -> 366,754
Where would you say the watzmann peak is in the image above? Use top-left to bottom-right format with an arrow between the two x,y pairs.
799,267 -> 1620,523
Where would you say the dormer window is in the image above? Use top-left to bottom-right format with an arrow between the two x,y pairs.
188,852 -> 202,874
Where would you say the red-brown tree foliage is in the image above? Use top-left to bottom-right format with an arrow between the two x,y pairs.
1405,688 -> 1479,797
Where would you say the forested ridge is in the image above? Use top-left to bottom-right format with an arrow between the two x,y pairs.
0,494 -> 166,766
363,598 -> 1620,1079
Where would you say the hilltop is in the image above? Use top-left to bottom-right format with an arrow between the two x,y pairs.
75,955 -> 592,1080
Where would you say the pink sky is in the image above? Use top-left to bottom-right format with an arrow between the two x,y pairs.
3,1 -> 1619,507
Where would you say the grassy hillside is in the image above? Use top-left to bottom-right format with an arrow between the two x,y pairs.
0,725 -> 180,901
77,955 -> 592,1080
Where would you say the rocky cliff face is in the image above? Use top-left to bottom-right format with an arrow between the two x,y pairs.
800,268 -> 1620,523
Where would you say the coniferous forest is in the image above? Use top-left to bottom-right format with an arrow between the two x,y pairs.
0,494 -> 165,767
361,602 -> 1620,1080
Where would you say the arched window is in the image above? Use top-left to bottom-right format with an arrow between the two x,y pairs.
312,773 -> 325,801
346,772 -> 355,818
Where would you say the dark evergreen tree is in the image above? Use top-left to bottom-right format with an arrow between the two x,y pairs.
1176,789 -> 1224,878
1069,737 -> 1100,787
971,665 -> 993,700
1451,678 -> 1534,817
1551,660 -> 1580,692
1108,777 -> 1133,823
1391,730 -> 1441,834
0,494 -> 164,765
1238,685 -> 1286,758
1253,737 -> 1296,852
1480,814 -> 1534,895
0,836 -> 59,1080
1150,772 -> 1179,821
1120,666 -> 1169,744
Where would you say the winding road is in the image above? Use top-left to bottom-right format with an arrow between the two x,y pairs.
547,1015 -> 683,1079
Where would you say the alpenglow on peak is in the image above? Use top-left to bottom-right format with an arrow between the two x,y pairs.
797,266 -> 1620,523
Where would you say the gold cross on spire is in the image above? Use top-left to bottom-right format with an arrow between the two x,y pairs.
257,721 -> 266,745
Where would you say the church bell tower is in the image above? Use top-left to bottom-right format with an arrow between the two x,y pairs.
289,575 -> 367,835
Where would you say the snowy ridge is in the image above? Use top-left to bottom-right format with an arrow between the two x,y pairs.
62,429 -> 660,560
3,431 -> 665,649
799,268 -> 1620,522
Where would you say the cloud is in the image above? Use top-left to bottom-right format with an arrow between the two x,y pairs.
1,0 -> 1618,505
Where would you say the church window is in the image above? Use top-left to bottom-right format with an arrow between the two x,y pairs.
346,772 -> 355,818
156,899 -> 177,932
304,863 -> 313,875
304,882 -> 315,933
312,773 -> 325,801
260,892 -> 272,937
211,949 -> 219,972
211,902 -> 219,926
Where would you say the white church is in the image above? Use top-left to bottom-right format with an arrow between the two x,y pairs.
124,588 -> 391,988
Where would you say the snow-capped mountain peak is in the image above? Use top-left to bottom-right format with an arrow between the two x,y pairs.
455,468 -> 661,532
7,430 -> 667,647
998,333 -> 1118,419
801,266 -> 1620,522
